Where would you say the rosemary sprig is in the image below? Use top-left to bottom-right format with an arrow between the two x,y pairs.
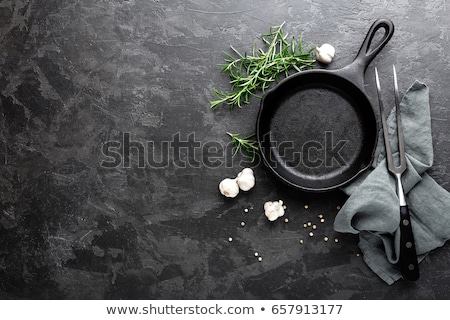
227,132 -> 259,162
211,22 -> 316,110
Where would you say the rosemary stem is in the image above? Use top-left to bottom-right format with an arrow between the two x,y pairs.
210,22 -> 316,110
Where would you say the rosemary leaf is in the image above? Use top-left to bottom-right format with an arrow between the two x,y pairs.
226,132 -> 259,162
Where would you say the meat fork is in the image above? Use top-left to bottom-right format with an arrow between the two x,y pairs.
374,66 -> 420,281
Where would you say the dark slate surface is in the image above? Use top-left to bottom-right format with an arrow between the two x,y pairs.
0,0 -> 449,299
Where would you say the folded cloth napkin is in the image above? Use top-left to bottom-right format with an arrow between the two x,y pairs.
334,80 -> 450,285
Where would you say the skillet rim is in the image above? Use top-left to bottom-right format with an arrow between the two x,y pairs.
256,68 -> 379,192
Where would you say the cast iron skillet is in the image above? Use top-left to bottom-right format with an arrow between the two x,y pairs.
256,19 -> 394,192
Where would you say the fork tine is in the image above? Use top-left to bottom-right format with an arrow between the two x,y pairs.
393,65 -> 400,107
375,67 -> 395,173
393,65 -> 406,170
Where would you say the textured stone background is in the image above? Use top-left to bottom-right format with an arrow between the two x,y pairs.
0,0 -> 449,299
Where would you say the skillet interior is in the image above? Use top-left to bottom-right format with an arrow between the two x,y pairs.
257,71 -> 378,192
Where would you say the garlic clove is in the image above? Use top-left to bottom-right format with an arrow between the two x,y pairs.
264,200 -> 285,221
239,168 -> 254,176
266,211 -> 280,221
315,43 -> 335,64
219,178 -> 240,198
236,168 -> 255,191
237,175 -> 255,191
319,43 -> 335,56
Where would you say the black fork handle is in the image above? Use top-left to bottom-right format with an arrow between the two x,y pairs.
399,205 -> 420,281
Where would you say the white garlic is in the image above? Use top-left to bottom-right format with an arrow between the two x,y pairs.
236,168 -> 255,191
219,178 -> 240,198
315,43 -> 335,64
264,200 -> 285,222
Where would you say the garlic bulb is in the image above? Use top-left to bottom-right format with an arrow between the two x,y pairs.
264,200 -> 285,221
236,168 -> 255,191
315,44 -> 335,64
219,178 -> 240,198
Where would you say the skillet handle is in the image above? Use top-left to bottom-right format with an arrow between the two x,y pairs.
340,19 -> 394,85
354,18 -> 395,68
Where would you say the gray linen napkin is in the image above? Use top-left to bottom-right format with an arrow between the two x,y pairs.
334,80 -> 450,285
